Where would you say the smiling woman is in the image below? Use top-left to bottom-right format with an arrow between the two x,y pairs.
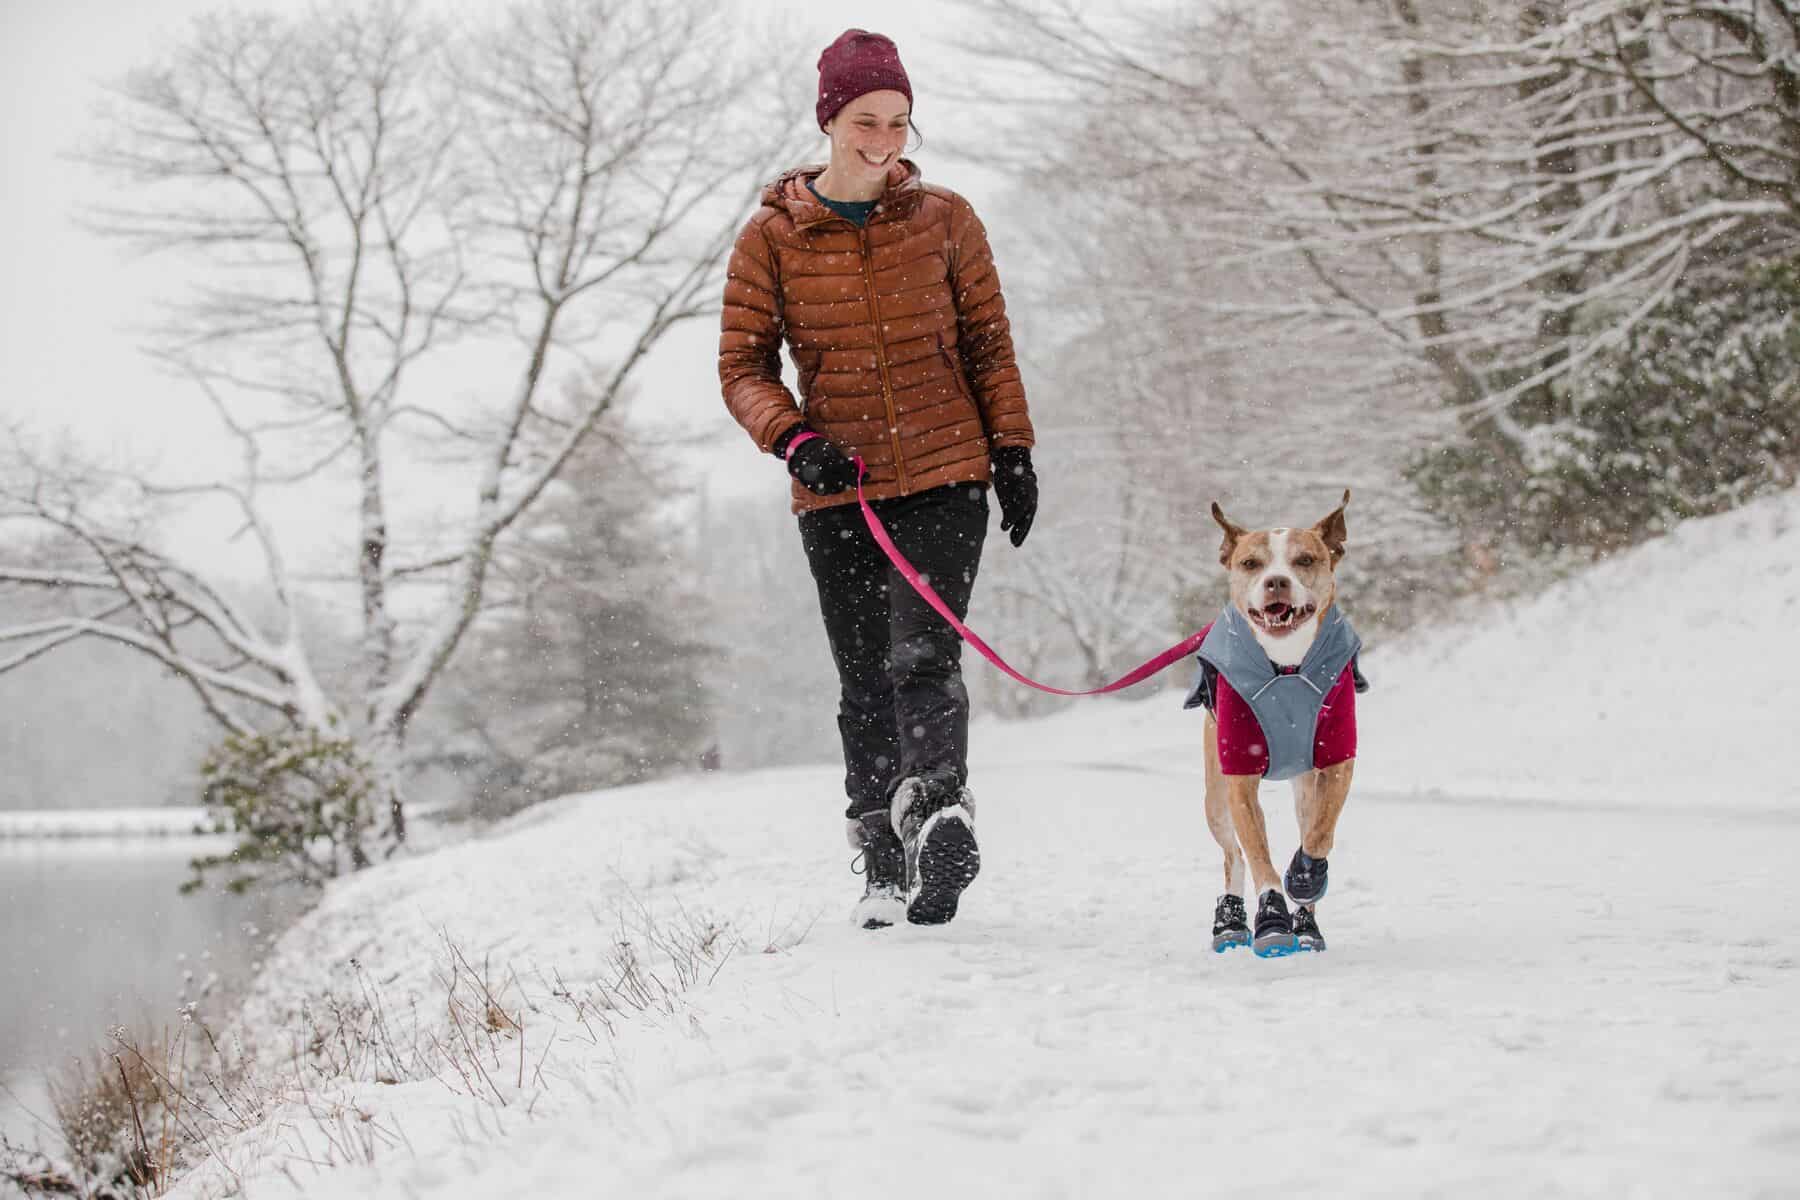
717,27 -> 1038,933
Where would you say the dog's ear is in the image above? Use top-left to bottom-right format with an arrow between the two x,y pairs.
1211,502 -> 1246,566
1313,489 -> 1351,565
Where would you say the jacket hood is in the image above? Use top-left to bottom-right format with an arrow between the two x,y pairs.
761,159 -> 925,228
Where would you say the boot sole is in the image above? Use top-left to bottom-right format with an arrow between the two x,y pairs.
1253,930 -> 1300,957
853,894 -> 907,930
1211,930 -> 1251,953
907,808 -> 979,926
1285,880 -> 1327,904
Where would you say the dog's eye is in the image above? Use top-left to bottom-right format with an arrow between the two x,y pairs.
1294,554 -> 1316,568
1238,559 -> 1261,572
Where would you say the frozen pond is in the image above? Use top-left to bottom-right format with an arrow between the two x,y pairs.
0,836 -> 302,1149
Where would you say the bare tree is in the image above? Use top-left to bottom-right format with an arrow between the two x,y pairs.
924,0 -> 1798,682
964,0 -> 1799,444
0,0 -> 803,861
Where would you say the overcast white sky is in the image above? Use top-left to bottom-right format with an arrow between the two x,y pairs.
0,0 -> 1018,579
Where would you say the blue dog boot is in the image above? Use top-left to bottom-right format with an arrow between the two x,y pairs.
1293,904 -> 1326,952
1211,894 -> 1250,952
1285,847 -> 1328,905
1252,889 -> 1299,957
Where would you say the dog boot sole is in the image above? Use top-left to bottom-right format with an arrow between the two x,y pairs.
1253,932 -> 1301,958
907,809 -> 979,926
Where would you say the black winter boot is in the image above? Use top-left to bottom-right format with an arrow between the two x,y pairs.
848,812 -> 907,930
891,776 -> 980,925
1211,894 -> 1250,953
1252,889 -> 1300,958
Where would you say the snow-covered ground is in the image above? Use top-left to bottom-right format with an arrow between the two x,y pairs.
149,491 -> 1798,1199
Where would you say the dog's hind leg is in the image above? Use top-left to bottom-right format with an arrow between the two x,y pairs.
1287,770 -> 1328,950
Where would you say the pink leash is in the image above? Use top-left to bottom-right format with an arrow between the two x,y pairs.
849,456 -> 1207,696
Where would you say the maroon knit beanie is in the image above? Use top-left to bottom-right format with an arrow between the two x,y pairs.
816,29 -> 912,132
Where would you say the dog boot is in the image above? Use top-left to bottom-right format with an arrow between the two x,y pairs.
847,812 -> 908,930
1252,889 -> 1300,957
1211,894 -> 1250,953
1292,904 -> 1326,952
1285,847 -> 1328,905
891,776 -> 980,926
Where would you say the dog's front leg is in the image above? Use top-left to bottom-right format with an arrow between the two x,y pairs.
1223,775 -> 1282,895
1300,759 -> 1355,859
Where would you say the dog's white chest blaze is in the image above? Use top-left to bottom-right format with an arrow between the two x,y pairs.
1253,614 -> 1319,666
1249,529 -> 1320,666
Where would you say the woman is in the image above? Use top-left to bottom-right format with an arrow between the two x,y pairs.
718,29 -> 1038,930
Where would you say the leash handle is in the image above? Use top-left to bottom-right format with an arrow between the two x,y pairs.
850,456 -> 1206,697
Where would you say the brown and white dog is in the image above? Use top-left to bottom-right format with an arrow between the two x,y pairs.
1199,491 -> 1358,956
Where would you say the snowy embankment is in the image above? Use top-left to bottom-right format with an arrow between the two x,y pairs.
982,484 -> 1800,812
160,494 -> 1799,1199
0,806 -> 210,839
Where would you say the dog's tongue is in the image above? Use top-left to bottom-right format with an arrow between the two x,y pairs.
1264,603 -> 1291,620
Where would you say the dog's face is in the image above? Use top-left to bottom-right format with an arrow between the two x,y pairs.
1211,491 -> 1350,662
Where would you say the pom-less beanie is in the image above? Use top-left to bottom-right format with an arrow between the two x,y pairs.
816,29 -> 912,132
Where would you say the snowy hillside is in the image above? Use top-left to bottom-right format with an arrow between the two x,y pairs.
150,491 -> 1799,1200
982,485 -> 1800,811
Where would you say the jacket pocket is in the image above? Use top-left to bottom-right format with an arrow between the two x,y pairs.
796,352 -> 820,413
939,342 -> 975,406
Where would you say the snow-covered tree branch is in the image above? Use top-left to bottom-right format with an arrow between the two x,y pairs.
965,0 -> 1799,435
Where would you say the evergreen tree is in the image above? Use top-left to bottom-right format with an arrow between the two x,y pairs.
1413,260 -> 1800,558
427,426 -> 714,818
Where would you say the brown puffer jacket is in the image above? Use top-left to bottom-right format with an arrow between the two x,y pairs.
719,160 -> 1034,513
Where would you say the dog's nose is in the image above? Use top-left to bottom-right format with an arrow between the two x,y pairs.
1264,575 -> 1293,598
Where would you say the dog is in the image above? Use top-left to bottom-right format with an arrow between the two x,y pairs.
1186,490 -> 1366,957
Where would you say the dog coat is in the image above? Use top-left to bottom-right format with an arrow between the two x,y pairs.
1182,604 -> 1368,781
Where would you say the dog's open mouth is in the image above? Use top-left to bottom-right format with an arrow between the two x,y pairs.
1250,601 -> 1317,636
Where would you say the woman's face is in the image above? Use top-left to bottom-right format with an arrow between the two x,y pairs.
826,90 -> 912,188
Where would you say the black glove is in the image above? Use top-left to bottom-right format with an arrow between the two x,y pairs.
776,425 -> 859,496
991,445 -> 1037,547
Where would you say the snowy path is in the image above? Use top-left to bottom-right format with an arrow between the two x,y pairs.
172,749 -> 1800,1200
156,494 -> 1800,1198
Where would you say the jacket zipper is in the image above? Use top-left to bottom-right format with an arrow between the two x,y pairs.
857,224 -> 910,493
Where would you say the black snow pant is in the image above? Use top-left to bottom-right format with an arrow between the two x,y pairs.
797,482 -> 988,821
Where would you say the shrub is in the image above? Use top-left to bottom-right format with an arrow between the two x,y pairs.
1412,260 -> 1800,558
187,728 -> 377,893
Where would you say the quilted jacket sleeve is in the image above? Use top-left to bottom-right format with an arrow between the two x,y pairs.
947,195 -> 1034,451
719,210 -> 803,453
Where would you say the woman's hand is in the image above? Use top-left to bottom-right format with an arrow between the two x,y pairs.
991,446 -> 1037,547
780,426 -> 860,496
